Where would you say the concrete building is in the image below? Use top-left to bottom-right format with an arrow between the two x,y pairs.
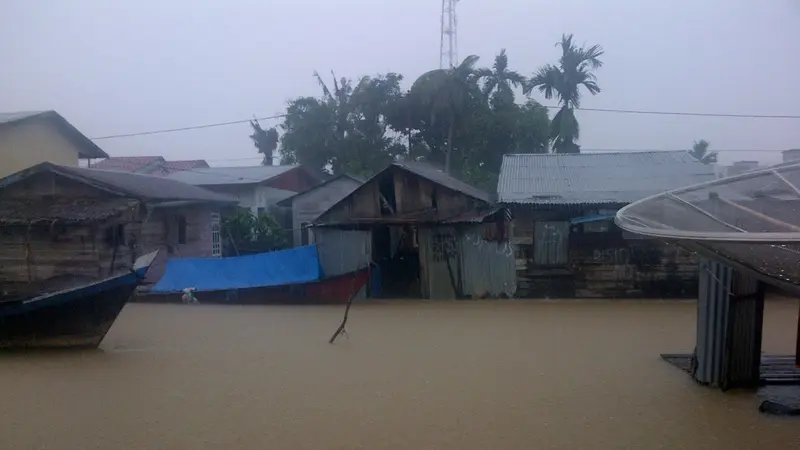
0,111 -> 108,178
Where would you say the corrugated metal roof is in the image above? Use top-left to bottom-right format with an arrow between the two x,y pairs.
497,151 -> 716,205
0,162 -> 236,204
0,110 -> 109,158
276,174 -> 364,206
393,161 -> 491,203
164,165 -> 299,185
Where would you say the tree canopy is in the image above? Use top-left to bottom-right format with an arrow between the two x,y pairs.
252,37 -> 602,191
689,139 -> 718,164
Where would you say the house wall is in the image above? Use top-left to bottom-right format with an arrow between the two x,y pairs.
198,184 -> 294,216
509,205 -> 699,298
0,172 -> 222,294
0,120 -> 81,178
136,205 -> 219,284
291,177 -> 362,246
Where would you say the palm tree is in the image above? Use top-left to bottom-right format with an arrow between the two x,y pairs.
524,34 -> 603,153
477,49 -> 526,108
249,120 -> 279,166
688,139 -> 717,164
409,55 -> 482,173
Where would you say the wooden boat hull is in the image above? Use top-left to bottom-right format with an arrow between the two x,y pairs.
138,268 -> 370,305
0,252 -> 157,350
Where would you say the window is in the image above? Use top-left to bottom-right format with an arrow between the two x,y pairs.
211,213 -> 221,257
300,222 -> 310,246
177,215 -> 187,244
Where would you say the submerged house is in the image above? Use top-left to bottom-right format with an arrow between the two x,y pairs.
497,151 -> 715,298
0,163 -> 237,298
276,174 -> 364,247
314,161 -> 516,299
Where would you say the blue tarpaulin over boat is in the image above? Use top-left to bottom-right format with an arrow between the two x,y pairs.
150,245 -> 323,293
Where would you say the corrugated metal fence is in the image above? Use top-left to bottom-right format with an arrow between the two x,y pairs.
418,226 -> 517,299
314,228 -> 371,299
458,225 -> 517,298
695,258 -> 764,390
314,228 -> 371,277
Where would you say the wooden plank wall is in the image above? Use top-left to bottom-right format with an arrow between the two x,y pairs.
510,205 -> 700,299
0,210 -> 140,296
0,172 -> 219,294
318,167 -> 483,223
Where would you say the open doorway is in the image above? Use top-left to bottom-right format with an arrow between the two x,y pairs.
371,224 -> 421,298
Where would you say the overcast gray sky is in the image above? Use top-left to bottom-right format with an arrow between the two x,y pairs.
2,0 -> 799,166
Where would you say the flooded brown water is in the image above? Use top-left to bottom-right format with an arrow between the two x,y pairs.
1,299 -> 799,450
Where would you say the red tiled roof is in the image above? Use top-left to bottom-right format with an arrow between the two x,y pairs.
93,156 -> 164,173
91,157 -> 209,176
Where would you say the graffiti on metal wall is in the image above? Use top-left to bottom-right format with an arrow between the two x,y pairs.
463,232 -> 514,257
431,232 -> 457,262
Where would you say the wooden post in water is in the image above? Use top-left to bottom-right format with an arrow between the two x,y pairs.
796,300 -> 800,368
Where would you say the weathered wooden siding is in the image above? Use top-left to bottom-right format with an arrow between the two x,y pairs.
0,173 -> 221,294
318,167 -> 482,223
569,229 -> 699,298
509,205 -> 700,298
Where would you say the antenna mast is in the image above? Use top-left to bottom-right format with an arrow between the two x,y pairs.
440,0 -> 459,69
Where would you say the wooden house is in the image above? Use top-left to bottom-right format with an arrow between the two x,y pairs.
0,163 -> 237,299
497,151 -> 716,298
314,161 -> 516,299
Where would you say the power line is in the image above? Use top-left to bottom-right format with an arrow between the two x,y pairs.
569,107 -> 800,119
88,107 -> 800,141
200,149 -> 793,166
91,114 -> 286,140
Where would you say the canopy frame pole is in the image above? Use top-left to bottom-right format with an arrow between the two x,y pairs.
714,197 -> 800,232
664,193 -> 745,232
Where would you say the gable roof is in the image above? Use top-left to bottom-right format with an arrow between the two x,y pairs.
0,162 -> 236,204
276,174 -> 364,207
164,165 -> 300,185
315,161 -> 491,225
0,110 -> 108,159
392,161 -> 491,203
497,150 -> 716,205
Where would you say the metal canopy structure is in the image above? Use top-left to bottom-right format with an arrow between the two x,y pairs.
615,161 -> 800,293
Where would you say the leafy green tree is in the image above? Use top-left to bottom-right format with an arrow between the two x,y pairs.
409,55 -> 483,173
688,139 -> 717,164
279,71 -> 406,178
476,49 -> 526,109
222,208 -> 288,256
249,120 -> 280,165
524,34 -> 603,153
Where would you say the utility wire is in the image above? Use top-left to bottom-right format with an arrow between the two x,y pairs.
89,107 -> 800,141
91,114 -> 286,140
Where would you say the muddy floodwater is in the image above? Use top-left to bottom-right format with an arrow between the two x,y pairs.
1,299 -> 799,449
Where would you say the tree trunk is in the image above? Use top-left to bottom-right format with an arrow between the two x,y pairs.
445,118 -> 454,175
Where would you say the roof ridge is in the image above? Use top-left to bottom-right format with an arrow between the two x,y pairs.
504,150 -> 690,157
